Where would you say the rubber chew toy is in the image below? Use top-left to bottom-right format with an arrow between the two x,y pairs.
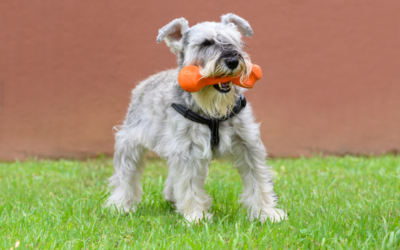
178,64 -> 262,92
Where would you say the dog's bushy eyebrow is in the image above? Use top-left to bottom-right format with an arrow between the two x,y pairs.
189,27 -> 242,48
190,36 -> 214,45
200,39 -> 214,46
214,29 -> 243,51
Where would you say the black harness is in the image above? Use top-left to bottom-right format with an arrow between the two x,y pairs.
171,94 -> 247,147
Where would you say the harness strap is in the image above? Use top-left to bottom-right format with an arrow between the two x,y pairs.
171,94 -> 247,147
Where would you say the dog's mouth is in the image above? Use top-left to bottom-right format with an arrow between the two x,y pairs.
213,81 -> 232,93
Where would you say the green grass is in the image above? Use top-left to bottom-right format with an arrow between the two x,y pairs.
1,156 -> 399,249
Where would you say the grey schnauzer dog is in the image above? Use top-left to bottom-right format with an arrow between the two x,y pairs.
106,13 -> 286,223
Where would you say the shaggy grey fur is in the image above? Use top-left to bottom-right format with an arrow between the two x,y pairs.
106,14 -> 286,223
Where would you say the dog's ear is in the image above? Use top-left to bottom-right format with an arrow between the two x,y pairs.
157,18 -> 189,54
221,13 -> 253,37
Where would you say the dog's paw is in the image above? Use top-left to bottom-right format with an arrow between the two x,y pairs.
183,212 -> 213,225
104,201 -> 136,214
250,208 -> 287,223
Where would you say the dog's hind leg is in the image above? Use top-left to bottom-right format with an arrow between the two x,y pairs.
106,128 -> 146,213
167,155 -> 212,223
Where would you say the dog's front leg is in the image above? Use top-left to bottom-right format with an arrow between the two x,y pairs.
232,138 -> 286,222
167,155 -> 212,223
231,116 -> 287,223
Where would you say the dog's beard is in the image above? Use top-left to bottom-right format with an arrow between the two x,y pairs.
192,53 -> 251,119
192,84 -> 236,119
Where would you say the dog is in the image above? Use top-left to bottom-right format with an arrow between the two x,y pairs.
106,13 -> 286,223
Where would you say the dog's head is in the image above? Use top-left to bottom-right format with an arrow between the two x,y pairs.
157,14 -> 253,118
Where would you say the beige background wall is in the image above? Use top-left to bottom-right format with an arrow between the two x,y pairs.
0,0 -> 399,160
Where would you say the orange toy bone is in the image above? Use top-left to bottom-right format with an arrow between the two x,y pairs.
178,64 -> 262,92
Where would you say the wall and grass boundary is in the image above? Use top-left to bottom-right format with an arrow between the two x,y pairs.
0,1 -> 399,160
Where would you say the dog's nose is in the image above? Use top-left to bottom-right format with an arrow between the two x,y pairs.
225,57 -> 239,70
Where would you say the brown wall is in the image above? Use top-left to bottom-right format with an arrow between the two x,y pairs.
0,0 -> 399,160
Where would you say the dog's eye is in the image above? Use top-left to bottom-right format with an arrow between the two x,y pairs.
201,40 -> 213,47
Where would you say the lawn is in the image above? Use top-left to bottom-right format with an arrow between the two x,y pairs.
1,155 -> 399,249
